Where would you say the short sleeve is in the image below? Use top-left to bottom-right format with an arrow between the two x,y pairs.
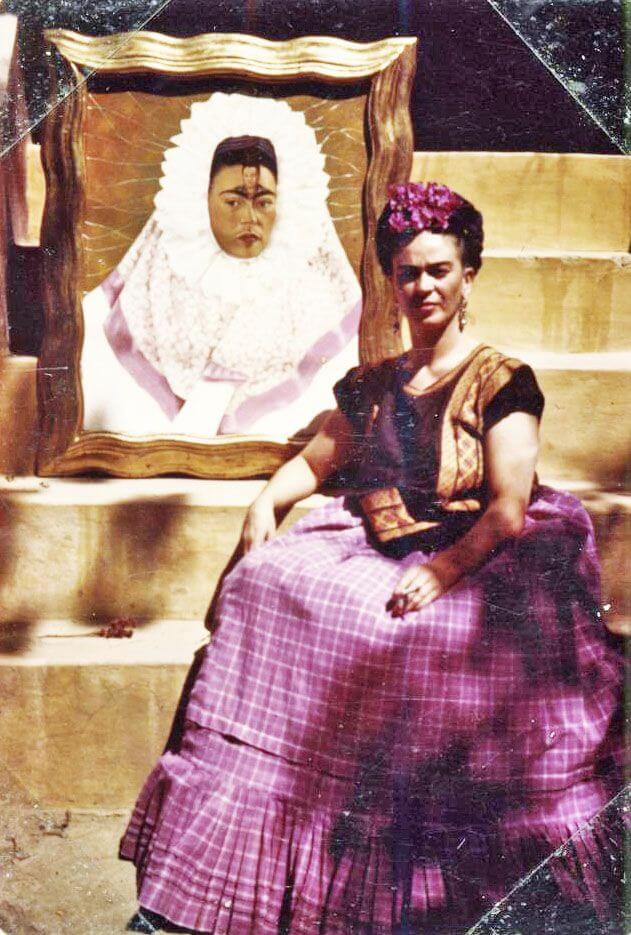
483,365 -> 545,433
334,364 -> 384,435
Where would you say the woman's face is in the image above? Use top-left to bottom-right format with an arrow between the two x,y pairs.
391,230 -> 474,336
208,163 -> 278,258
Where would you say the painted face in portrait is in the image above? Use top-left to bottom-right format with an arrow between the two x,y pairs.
208,163 -> 277,259
207,137 -> 279,259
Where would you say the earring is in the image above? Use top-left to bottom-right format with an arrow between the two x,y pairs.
391,306 -> 401,334
458,296 -> 468,332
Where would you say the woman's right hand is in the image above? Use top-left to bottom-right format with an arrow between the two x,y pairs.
237,412 -> 353,555
241,493 -> 277,553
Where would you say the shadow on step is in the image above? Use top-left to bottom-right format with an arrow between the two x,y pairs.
0,487 -> 37,652
72,492 -> 189,629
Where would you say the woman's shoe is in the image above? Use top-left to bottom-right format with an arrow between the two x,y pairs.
126,908 -> 166,933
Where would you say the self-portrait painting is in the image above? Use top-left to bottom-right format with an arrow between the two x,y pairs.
36,31 -> 417,477
81,92 -> 361,438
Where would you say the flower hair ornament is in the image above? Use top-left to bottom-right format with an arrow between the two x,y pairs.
387,182 -> 465,234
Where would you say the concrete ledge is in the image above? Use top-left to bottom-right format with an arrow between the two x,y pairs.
0,619 -> 204,808
469,252 -> 630,353
524,363 -> 630,486
3,604 -> 628,811
0,355 -> 38,476
0,478 -> 323,622
0,348 -> 628,484
0,616 -> 207,666
412,152 -> 631,252
4,610 -> 628,810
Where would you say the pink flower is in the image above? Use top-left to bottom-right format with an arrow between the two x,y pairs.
406,186 -> 425,206
386,182 -> 464,235
389,211 -> 410,233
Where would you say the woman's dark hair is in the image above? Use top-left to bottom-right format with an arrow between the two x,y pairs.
210,135 -> 278,183
376,198 -> 484,275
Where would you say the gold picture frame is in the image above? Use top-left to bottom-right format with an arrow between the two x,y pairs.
37,30 -> 416,478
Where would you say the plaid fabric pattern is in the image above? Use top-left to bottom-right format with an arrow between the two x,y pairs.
121,489 -> 623,933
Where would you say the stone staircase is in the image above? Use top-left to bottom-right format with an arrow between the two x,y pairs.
0,149 -> 628,932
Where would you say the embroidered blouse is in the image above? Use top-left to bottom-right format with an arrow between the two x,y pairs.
334,344 -> 544,548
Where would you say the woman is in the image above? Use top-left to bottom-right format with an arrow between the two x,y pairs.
121,183 -> 623,934
80,92 -> 361,438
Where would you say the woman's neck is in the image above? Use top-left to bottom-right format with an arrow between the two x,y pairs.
406,321 -> 477,373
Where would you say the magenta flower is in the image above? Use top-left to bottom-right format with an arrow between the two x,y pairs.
386,181 -> 464,235
389,211 -> 410,233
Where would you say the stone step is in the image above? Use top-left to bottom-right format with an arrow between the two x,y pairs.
0,233 -> 629,475
0,479 -> 321,625
411,151 -> 631,252
497,351 -> 630,487
0,618 -> 205,810
0,469 -> 628,626
468,251 -> 630,353
5,626 -> 630,810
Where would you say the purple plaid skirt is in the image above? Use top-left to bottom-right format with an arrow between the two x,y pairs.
120,488 -> 623,933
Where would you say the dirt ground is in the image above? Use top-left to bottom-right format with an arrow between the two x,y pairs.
0,806 -> 139,934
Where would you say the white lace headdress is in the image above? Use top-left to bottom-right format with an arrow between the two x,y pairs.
114,92 -> 360,407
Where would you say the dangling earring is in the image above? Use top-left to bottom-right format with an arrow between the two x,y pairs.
391,306 -> 401,334
458,296 -> 468,332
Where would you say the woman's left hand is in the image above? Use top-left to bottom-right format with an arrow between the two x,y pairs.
386,557 -> 460,617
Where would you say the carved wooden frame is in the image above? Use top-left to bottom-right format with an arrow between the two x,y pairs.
37,30 -> 416,478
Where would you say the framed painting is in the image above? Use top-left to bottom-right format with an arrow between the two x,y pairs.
36,30 -> 416,477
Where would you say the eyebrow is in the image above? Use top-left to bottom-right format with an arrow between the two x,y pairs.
398,260 -> 453,270
219,186 -> 276,198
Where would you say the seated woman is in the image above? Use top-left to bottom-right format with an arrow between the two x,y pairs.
121,183 -> 623,934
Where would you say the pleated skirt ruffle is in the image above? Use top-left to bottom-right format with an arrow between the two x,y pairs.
121,724 -> 624,934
